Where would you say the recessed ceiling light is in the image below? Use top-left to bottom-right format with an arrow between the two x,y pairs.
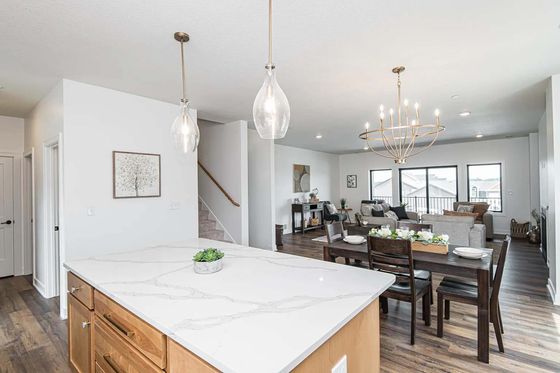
459,111 -> 471,117
315,134 -> 322,139
450,94 -> 460,100
475,133 -> 484,138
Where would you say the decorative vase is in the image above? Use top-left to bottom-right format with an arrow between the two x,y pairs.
193,258 -> 224,274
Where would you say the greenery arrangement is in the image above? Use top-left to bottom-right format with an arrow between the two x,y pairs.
340,198 -> 347,208
193,248 -> 224,263
369,227 -> 449,245
531,208 -> 540,228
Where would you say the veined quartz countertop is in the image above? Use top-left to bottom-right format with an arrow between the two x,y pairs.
64,238 -> 394,373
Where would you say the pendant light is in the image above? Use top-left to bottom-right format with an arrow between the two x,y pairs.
171,32 -> 200,153
253,0 -> 290,139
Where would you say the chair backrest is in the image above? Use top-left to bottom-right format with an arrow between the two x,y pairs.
325,222 -> 345,243
367,236 -> 415,291
397,221 -> 433,232
491,235 -> 511,301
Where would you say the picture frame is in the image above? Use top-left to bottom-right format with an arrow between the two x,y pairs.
347,174 -> 357,188
113,151 -> 161,199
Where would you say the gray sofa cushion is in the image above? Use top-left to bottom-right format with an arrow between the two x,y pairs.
421,214 -> 483,247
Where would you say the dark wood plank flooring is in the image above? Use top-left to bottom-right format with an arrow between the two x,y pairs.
279,231 -> 560,372
0,234 -> 558,372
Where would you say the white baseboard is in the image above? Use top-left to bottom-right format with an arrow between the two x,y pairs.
547,278 -> 559,305
33,277 -> 47,298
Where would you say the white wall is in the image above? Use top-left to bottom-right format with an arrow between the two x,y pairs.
248,129 -> 275,250
275,145 -> 340,233
0,115 -> 25,276
339,137 -> 531,234
529,132 -> 540,221
542,75 -> 560,304
24,82 -> 64,297
62,80 -> 198,259
198,120 -> 248,245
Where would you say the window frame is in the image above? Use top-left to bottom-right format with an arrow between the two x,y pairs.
398,165 -> 459,214
369,169 -> 392,201
467,163 -> 503,213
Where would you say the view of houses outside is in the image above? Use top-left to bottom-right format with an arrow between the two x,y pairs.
370,164 -> 502,214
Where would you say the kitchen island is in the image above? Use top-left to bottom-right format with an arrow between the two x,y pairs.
64,238 -> 394,373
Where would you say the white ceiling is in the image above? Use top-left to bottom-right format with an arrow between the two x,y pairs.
1,0 -> 559,153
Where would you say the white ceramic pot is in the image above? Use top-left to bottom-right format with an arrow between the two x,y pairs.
193,258 -> 224,274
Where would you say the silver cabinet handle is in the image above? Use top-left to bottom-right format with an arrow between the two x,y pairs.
81,321 -> 91,329
70,286 -> 82,294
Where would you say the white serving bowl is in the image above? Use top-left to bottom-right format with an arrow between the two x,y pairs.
453,247 -> 486,259
343,235 -> 365,245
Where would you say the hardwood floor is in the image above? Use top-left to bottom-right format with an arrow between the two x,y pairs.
0,235 -> 558,372
280,231 -> 560,372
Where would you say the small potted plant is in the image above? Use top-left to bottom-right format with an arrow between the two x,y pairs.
193,248 -> 225,274
340,198 -> 347,209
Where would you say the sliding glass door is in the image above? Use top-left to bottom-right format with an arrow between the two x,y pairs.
399,166 -> 458,214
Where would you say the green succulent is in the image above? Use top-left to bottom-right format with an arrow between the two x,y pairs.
193,248 -> 224,263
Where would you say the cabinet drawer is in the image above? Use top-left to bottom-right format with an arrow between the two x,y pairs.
68,295 -> 94,373
94,315 -> 162,373
68,272 -> 94,310
94,291 -> 166,369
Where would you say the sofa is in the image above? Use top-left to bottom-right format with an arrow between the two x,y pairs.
452,202 -> 493,240
422,214 -> 486,248
357,200 -> 418,230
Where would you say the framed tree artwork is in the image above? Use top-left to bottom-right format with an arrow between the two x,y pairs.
347,174 -> 357,188
113,151 -> 161,198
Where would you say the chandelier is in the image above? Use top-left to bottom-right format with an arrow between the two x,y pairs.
359,66 -> 444,164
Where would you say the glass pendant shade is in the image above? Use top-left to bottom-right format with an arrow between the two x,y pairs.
253,68 -> 290,139
171,100 -> 199,153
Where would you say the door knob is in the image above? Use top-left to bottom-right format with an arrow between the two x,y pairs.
0,220 -> 11,225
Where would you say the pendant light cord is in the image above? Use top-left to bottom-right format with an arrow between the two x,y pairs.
180,41 -> 187,102
268,0 -> 273,66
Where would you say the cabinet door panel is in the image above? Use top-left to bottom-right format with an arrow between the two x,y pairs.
68,294 -> 94,373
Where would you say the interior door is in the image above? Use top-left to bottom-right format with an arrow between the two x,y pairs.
0,156 -> 14,277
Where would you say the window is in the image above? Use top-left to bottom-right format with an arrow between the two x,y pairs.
399,166 -> 458,214
369,169 -> 392,204
467,163 -> 502,212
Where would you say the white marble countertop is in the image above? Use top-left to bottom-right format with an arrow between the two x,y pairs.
64,238 -> 394,373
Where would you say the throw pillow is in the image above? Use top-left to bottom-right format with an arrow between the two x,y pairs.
457,204 -> 474,213
372,204 -> 384,212
390,206 -> 409,220
385,210 -> 399,221
443,210 -> 478,219
372,209 -> 385,217
326,203 -> 338,214
472,203 -> 489,221
381,202 -> 391,213
361,203 -> 374,216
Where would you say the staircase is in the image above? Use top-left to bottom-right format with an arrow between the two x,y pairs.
198,199 -> 233,243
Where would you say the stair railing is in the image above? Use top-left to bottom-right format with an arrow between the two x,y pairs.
198,161 -> 241,207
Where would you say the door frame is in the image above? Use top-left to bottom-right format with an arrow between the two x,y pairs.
23,149 -> 36,281
43,134 -> 65,303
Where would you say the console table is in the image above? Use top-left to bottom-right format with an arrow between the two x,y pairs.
292,202 -> 325,234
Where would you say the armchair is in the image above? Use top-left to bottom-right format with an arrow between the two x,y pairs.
453,202 -> 493,240
323,201 -> 348,223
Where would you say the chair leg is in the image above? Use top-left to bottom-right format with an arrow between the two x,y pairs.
444,299 -> 450,320
437,293 -> 444,338
380,296 -> 388,314
497,302 -> 504,334
493,319 -> 505,352
344,257 -> 351,265
429,273 -> 434,305
422,293 -> 431,326
410,301 -> 416,345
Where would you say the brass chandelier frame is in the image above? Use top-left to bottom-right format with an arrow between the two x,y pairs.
359,66 -> 445,164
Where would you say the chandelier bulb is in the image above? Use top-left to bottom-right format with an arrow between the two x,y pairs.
389,108 -> 394,115
434,109 -> 440,117
414,102 -> 419,110
379,104 -> 384,112
365,121 -> 370,129
379,113 -> 385,120
404,99 -> 409,107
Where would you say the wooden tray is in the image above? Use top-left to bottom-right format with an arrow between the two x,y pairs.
412,241 -> 448,254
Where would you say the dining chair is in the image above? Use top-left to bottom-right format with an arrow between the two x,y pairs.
397,222 -> 433,232
436,236 -> 511,352
396,221 -> 434,304
367,236 -> 432,345
325,222 -> 350,264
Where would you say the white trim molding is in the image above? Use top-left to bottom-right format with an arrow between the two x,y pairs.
547,278 -> 559,305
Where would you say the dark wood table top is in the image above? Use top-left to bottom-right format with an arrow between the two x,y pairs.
324,240 -> 493,277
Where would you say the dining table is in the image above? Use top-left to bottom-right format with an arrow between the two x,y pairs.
323,239 -> 494,363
